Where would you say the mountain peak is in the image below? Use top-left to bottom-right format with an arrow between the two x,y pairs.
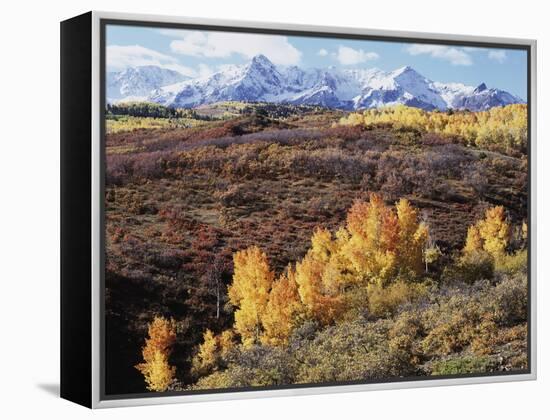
250,54 -> 274,67
474,82 -> 488,94
393,65 -> 417,75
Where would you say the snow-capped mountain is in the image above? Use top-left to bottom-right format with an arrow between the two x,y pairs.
107,66 -> 189,102
432,82 -> 522,111
109,56 -> 524,111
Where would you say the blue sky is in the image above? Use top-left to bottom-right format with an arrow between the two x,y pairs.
106,24 -> 527,99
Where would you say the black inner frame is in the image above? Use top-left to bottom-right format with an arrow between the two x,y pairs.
99,17 -> 532,401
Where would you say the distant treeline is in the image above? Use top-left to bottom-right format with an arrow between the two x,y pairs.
239,102 -> 326,119
106,101 -> 327,120
106,102 -> 213,120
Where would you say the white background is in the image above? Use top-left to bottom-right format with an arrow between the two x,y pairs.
0,0 -> 547,417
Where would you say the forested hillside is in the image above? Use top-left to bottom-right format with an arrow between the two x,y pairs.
104,103 -> 529,394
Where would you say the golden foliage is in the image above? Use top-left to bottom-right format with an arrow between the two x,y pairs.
223,194 -> 429,330
295,252 -> 345,326
463,206 -> 510,260
292,195 -> 428,324
135,316 -> 177,392
228,246 -> 275,347
192,329 -> 236,376
477,206 -> 511,258
138,351 -> 176,393
215,195 -> 522,364
219,330 -> 236,358
339,104 -> 528,155
342,194 -> 428,285
190,193 -> 527,385
106,115 -> 208,134
193,329 -> 218,374
261,268 -> 303,346
396,199 -> 428,275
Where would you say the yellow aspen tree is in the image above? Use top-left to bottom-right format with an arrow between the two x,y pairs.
135,316 -> 177,392
309,227 -> 337,263
331,227 -> 356,286
192,329 -> 235,376
293,226 -> 355,325
192,329 -> 218,375
344,195 -> 386,281
218,329 -> 236,358
342,194 -> 401,285
261,267 -> 303,346
295,251 -> 344,326
139,351 -> 176,392
477,206 -> 510,259
396,198 -> 427,276
311,227 -> 351,294
228,246 -> 274,347
341,194 -> 428,285
346,194 -> 388,248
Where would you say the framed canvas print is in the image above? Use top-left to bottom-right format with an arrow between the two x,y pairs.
60,11 -> 537,408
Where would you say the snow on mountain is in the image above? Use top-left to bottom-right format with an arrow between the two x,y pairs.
431,81 -> 522,110
450,83 -> 522,110
349,66 -> 447,110
107,66 -> 189,103
111,56 -> 524,111
431,81 -> 475,109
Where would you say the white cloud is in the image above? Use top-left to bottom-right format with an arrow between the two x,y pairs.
167,30 -> 302,65
106,44 -> 196,76
335,46 -> 379,65
107,45 -> 175,69
488,50 -> 507,63
317,48 -> 329,57
197,63 -> 215,78
406,44 -> 472,66
166,64 -> 199,77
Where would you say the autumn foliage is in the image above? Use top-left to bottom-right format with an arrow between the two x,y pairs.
192,329 -> 235,376
228,246 -> 275,347
295,228 -> 346,325
340,104 -> 528,156
261,268 -> 303,346
217,194 -> 430,346
463,205 -> 511,260
344,196 -> 428,285
133,186 -> 527,392
135,316 -> 177,392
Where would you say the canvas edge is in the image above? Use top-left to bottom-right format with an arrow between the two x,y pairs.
91,10 -> 101,410
89,10 -> 537,409
528,38 -> 537,382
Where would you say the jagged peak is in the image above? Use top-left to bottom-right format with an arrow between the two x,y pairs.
474,82 -> 488,94
392,65 -> 418,76
250,54 -> 275,67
